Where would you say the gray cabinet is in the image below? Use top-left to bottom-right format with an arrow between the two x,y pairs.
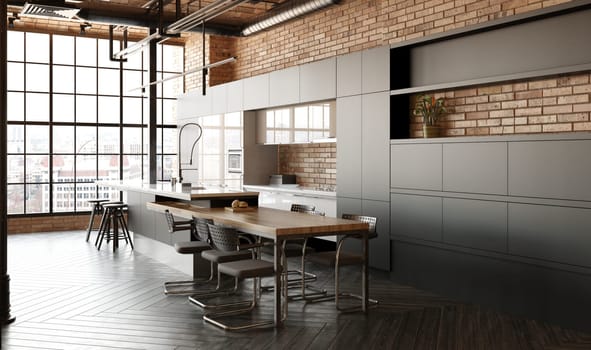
210,84 -> 227,114
336,96 -> 362,199
226,80 -> 243,112
177,90 -> 211,120
300,57 -> 336,102
391,143 -> 442,191
243,74 -> 270,110
361,92 -> 390,201
391,193 -> 442,242
269,66 -> 299,107
337,51 -> 362,97
362,46 -> 390,94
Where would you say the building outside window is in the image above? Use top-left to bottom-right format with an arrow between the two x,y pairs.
6,30 -> 184,215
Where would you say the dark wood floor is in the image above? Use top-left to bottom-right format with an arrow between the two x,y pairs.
2,231 -> 591,349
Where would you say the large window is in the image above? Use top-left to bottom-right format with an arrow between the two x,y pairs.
6,31 -> 183,215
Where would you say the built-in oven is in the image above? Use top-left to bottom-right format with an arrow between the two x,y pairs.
227,149 -> 242,174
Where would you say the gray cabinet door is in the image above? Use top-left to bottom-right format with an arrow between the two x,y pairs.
210,84 -> 227,114
362,92 -> 390,201
391,193 -> 442,242
391,143 -> 443,191
269,66 -> 300,107
362,46 -> 390,94
363,199 -> 390,271
300,57 -> 336,102
336,96 -> 362,199
226,80 -> 243,113
337,51 -> 362,97
243,74 -> 270,110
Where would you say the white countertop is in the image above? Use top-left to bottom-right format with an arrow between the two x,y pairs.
243,184 -> 336,199
97,180 -> 259,201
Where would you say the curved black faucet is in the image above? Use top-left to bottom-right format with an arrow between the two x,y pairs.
178,123 -> 203,183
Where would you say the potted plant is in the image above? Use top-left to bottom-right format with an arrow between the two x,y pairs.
413,94 -> 446,138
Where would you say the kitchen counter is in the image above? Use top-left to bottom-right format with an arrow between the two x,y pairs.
97,180 -> 259,201
243,184 -> 336,199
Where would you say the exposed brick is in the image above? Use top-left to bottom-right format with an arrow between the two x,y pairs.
543,105 -> 573,114
574,122 -> 591,131
542,123 -> 572,132
515,124 -> 542,133
573,103 -> 591,112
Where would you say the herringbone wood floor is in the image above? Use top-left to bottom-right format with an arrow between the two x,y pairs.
2,231 -> 591,349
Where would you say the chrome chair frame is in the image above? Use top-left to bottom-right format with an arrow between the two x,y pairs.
301,214 -> 379,312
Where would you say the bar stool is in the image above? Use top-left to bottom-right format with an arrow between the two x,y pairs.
96,202 -> 133,251
85,199 -> 109,242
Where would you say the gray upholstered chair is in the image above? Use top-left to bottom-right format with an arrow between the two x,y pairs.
201,223 -> 276,331
163,211 -> 213,295
302,214 -> 379,312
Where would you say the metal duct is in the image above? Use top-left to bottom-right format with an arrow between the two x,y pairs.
241,0 -> 339,36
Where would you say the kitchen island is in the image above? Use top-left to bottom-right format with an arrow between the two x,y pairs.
97,180 -> 259,277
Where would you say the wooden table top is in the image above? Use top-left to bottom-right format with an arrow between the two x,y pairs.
147,201 -> 369,240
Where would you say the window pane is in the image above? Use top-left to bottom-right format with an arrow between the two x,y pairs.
53,94 -> 75,123
26,33 -> 49,63
7,62 -> 24,90
26,125 -> 49,153
7,185 -> 25,215
76,67 -> 97,94
98,127 -> 120,154
294,131 -> 308,143
202,129 -> 220,155
52,66 -> 75,93
98,39 -> 120,68
225,129 -> 241,150
53,35 -> 75,65
76,126 -> 97,154
276,130 -> 290,144
25,183 -> 47,214
123,70 -> 143,97
225,112 -> 241,127
123,97 -> 142,124
123,155 -> 143,179
123,42 -> 143,70
76,37 -> 97,66
162,72 -> 182,98
26,93 -> 50,122
294,107 -> 308,128
26,63 -> 49,92
26,155 -> 49,182
162,155 -> 175,181
53,155 -> 75,182
162,45 -> 183,72
7,92 -> 24,121
7,31 -> 24,61
7,155 -> 24,183
76,183 -> 98,211
53,126 -> 75,153
98,155 -> 119,179
162,128 -> 176,153
53,183 -> 75,212
310,105 -> 324,129
98,68 -> 120,95
76,95 -> 97,123
76,155 -> 96,182
98,96 -> 120,123
162,99 -> 177,124
7,125 -> 24,153
122,128 -> 142,154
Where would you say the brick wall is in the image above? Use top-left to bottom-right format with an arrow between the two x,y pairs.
410,73 -> 591,137
278,143 -> 337,190
8,215 -> 92,234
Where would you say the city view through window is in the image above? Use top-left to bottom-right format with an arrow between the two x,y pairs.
6,30 -> 183,215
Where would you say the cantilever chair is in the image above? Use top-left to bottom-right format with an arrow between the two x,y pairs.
163,210 -> 213,295
302,214 -> 379,312
202,223 -> 276,331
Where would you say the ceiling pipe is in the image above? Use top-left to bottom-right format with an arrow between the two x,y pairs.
165,0 -> 249,34
241,0 -> 340,36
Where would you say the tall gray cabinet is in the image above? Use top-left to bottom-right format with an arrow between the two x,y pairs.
336,46 -> 390,270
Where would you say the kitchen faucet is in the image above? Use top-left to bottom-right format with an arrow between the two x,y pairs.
177,123 -> 203,184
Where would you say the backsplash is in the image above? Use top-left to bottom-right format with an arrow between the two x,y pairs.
278,143 -> 336,191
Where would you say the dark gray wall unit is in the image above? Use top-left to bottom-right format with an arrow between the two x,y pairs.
391,143 -> 442,191
443,142 -> 507,195
442,198 -> 507,253
361,92 -> 390,201
336,96 -> 362,198
509,203 -> 591,268
391,193 -> 442,242
407,8 -> 591,89
508,140 -> 591,201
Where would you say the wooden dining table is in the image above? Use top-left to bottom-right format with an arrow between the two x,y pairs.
146,201 -> 370,327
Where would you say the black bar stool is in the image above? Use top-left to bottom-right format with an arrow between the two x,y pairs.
85,199 -> 109,242
96,202 -> 133,251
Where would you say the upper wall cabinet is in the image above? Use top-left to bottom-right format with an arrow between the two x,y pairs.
226,80 -> 243,113
210,84 -> 227,115
362,46 -> 390,94
300,57 -> 337,102
177,90 -> 211,120
337,51 -> 362,97
269,66 -> 300,107
243,74 -> 270,110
